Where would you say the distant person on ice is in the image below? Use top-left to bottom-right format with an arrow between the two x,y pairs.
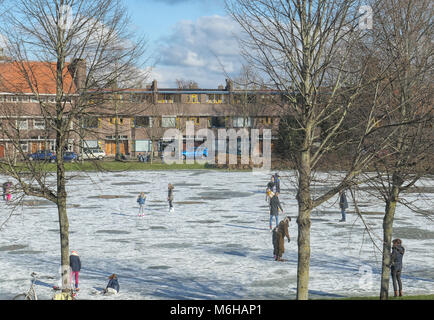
168,183 -> 174,213
338,189 -> 348,222
272,216 -> 291,261
265,175 -> 275,203
103,274 -> 120,295
137,192 -> 146,217
390,238 -> 405,297
268,190 -> 283,230
69,250 -> 81,291
3,181 -> 12,202
273,173 -> 281,193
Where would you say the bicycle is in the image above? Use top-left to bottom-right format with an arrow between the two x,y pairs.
13,272 -> 38,300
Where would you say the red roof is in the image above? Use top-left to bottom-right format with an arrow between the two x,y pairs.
0,61 -> 76,94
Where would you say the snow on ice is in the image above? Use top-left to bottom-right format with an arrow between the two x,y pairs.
0,170 -> 433,300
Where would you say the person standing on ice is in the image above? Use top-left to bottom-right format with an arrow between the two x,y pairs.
167,183 -> 174,213
390,238 -> 405,297
265,175 -> 275,203
69,250 -> 81,291
272,216 -> 291,261
273,173 -> 281,194
3,181 -> 12,202
137,192 -> 146,217
268,190 -> 283,230
338,189 -> 348,222
2,182 -> 8,200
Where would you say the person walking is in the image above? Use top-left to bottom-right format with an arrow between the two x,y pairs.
272,216 -> 291,261
268,190 -> 283,230
338,189 -> 348,222
391,238 -> 405,297
168,183 -> 174,213
137,192 -> 146,217
69,250 -> 81,291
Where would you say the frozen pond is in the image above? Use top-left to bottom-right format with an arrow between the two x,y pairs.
0,170 -> 433,300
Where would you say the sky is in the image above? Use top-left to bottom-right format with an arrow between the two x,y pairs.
126,0 -> 244,88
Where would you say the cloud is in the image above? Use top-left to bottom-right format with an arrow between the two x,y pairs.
154,15 -> 244,88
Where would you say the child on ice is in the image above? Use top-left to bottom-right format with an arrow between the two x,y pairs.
137,192 -> 146,217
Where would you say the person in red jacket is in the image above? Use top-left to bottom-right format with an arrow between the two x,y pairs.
69,250 -> 81,291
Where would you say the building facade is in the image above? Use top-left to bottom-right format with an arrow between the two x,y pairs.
0,59 -> 284,160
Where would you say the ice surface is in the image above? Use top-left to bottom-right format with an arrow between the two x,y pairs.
0,170 -> 433,300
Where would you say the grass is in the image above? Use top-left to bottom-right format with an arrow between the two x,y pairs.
7,160 -> 239,172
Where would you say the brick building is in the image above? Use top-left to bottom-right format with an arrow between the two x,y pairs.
0,58 -> 283,159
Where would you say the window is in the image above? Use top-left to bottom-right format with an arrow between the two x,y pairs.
17,120 -> 28,130
157,94 -> 174,104
135,140 -> 152,152
33,119 -> 45,129
187,117 -> 200,125
131,93 -> 152,103
232,117 -> 251,128
233,93 -> 256,104
83,140 -> 99,149
109,117 -> 124,125
186,94 -> 200,103
161,116 -> 176,128
47,96 -> 56,103
20,141 -> 29,152
206,94 -> 224,104
134,116 -> 151,128
83,117 -> 98,128
210,117 -> 226,128
258,117 -> 273,125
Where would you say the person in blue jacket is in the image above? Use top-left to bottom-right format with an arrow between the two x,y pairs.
103,274 -> 120,295
137,192 -> 146,217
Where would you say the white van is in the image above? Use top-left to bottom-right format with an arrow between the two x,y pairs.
78,148 -> 106,160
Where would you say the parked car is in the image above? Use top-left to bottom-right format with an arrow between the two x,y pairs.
182,147 -> 208,160
27,150 -> 55,161
77,148 -> 106,160
52,151 -> 78,162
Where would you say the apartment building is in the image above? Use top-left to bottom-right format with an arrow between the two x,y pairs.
0,58 -> 282,159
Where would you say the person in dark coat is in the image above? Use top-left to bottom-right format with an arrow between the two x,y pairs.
390,238 -> 405,297
268,190 -> 283,230
2,182 -> 8,201
103,274 -> 120,295
69,250 -> 81,290
168,183 -> 174,213
273,173 -> 281,193
339,189 -> 349,222
272,216 -> 291,261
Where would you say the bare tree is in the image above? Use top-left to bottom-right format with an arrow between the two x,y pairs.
0,0 -> 147,293
361,0 -> 433,300
225,0 -> 394,299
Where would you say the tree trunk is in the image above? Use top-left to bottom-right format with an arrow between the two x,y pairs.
380,185 -> 400,299
296,150 -> 312,300
56,136 -> 70,291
